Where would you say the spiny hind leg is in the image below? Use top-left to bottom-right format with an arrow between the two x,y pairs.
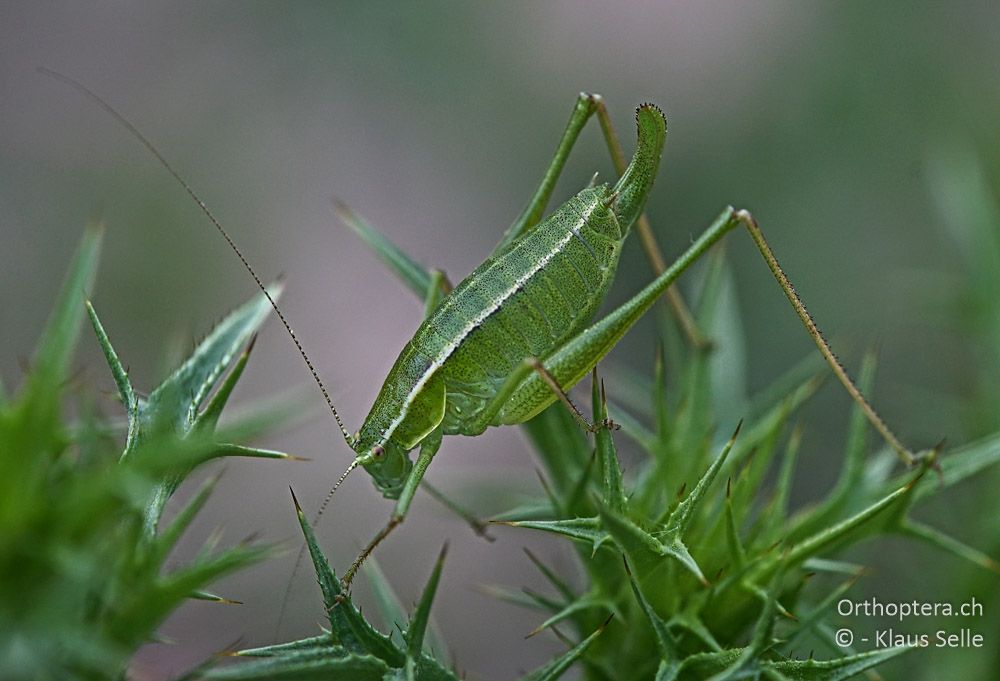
733,209 -> 918,464
526,358 -> 617,433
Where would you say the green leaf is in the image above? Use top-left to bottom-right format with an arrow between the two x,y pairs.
489,500 -> 558,523
660,421 -> 740,536
782,575 -> 861,652
85,299 -> 138,450
144,283 -> 281,432
623,557 -> 676,659
289,489 -> 403,665
494,517 -> 608,553
765,646 -> 909,680
601,507 -> 705,584
204,650 -> 389,680
363,558 -> 408,643
699,247 -> 748,426
911,430 -> 1000,501
761,425 -> 802,543
753,477 -> 914,580
189,590 -> 242,604
523,548 -> 576,603
671,649 -> 744,680
152,472 -> 220,567
527,593 -> 611,638
605,398 -> 658,452
707,565 -> 785,681
593,372 -> 627,515
521,616 -> 611,681
233,633 -> 335,657
335,200 -> 432,300
900,518 -> 1000,573
21,220 -> 103,404
208,443 -> 297,460
723,488 -> 746,571
475,584 -> 558,613
789,355 -> 877,539
117,542 -> 268,647
193,334 -> 255,432
406,545 -> 447,659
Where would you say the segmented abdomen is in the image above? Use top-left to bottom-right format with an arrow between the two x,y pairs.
357,186 -> 623,446
433,187 -> 622,433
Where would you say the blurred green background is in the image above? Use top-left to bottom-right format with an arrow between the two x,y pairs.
2,3 -> 998,679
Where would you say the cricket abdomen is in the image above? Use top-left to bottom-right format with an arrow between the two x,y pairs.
436,187 -> 623,434
357,185 -> 624,447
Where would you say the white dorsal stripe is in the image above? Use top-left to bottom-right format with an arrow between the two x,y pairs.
378,198 -> 602,446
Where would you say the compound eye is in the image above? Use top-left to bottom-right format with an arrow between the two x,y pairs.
371,445 -> 385,459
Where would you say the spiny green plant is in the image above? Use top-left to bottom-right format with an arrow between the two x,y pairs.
0,224 -> 295,681
209,202 -> 1000,681
915,144 -> 1000,681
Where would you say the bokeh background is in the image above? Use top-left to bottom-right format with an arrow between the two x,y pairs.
2,3 -> 999,679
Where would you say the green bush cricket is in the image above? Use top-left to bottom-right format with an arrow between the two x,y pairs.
46,73 -> 919,607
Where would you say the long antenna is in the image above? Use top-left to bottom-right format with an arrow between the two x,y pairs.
41,68 -> 356,448
274,456 -> 362,635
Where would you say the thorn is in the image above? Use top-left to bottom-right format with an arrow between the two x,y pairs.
212,635 -> 246,657
245,333 -> 259,355
289,486 -> 302,514
331,196 -> 353,219
730,418 -> 744,442
550,625 -> 573,647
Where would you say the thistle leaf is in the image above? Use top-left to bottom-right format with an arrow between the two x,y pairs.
521,616 -> 611,681
335,200 -> 432,300
203,650 -> 389,680
193,334 -> 255,432
85,300 -> 138,449
144,282 -> 281,432
764,646 -> 909,681
21,221 -> 103,406
289,489 -> 403,665
623,557 -> 676,659
406,544 -> 448,659
593,372 -> 627,515
494,517 -> 608,553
